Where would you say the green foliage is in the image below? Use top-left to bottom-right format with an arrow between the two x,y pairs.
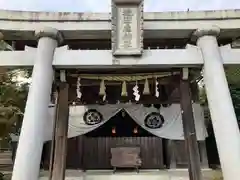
0,70 -> 29,136
0,41 -> 29,148
229,84 -> 240,121
0,172 -> 4,180
0,40 -> 13,51
0,173 -> 11,180
198,79 -> 240,122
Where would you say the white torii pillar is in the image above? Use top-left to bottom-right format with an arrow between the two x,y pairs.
11,27 -> 63,180
193,26 -> 240,180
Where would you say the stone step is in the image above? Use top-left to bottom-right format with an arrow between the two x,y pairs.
0,151 -> 12,159
0,165 -> 13,171
39,169 -> 222,180
0,155 -> 12,160
0,159 -> 13,165
0,151 -> 13,172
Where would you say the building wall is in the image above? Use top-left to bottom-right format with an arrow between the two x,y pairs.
42,136 -> 211,170
42,136 -> 164,170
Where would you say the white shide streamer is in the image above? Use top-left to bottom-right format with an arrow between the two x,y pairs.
76,77 -> 82,99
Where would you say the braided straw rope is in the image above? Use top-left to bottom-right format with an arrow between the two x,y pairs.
77,72 -> 179,81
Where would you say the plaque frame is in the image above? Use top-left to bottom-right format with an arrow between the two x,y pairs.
111,0 -> 144,56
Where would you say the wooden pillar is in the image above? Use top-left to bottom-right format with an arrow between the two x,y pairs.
51,82 -> 69,180
48,91 -> 58,180
179,68 -> 202,180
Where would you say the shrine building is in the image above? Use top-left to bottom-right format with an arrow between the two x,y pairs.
1,1 -> 240,180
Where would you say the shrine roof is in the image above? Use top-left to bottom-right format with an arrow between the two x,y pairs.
0,9 -> 240,40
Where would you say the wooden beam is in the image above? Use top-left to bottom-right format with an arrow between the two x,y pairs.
179,70 -> 202,180
48,91 -> 58,180
51,83 -> 69,180
48,110 -> 56,180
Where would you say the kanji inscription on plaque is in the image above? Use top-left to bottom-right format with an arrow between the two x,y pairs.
118,7 -> 137,49
112,0 -> 143,56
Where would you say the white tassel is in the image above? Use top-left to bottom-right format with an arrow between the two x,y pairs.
76,77 -> 82,99
143,78 -> 150,95
155,78 -> 159,98
99,79 -> 106,101
99,80 -> 106,95
121,81 -> 128,97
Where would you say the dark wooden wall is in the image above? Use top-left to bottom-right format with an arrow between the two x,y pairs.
42,136 -> 164,170
42,137 -> 210,170
83,136 -> 164,169
43,137 -> 82,169
165,140 -> 209,168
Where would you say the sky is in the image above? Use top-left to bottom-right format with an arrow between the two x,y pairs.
0,0 -> 239,12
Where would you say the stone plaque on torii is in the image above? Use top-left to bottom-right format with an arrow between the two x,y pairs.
111,0 -> 144,56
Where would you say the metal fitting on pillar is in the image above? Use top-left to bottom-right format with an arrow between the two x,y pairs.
182,68 -> 189,80
60,70 -> 66,82
191,25 -> 220,42
35,27 -> 64,45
